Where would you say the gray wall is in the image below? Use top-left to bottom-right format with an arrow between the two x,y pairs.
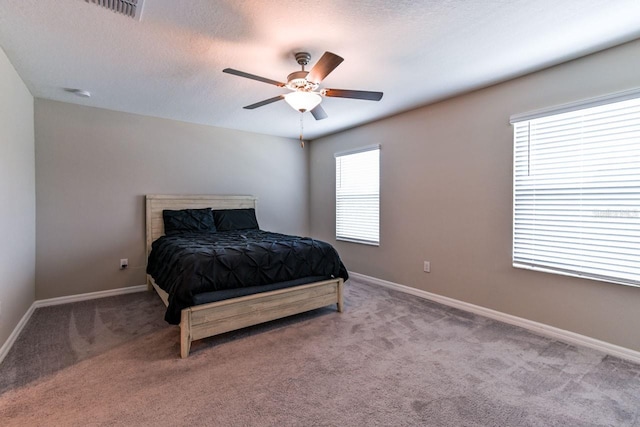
309,39 -> 640,351
35,100 -> 308,300
0,48 -> 35,347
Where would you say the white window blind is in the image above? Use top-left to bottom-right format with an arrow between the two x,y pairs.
512,94 -> 640,287
335,145 -> 380,245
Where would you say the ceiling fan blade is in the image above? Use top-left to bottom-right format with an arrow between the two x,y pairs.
310,105 -> 328,120
223,68 -> 285,87
323,89 -> 383,101
306,52 -> 344,83
243,95 -> 285,109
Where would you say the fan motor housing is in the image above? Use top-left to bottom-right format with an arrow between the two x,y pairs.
286,71 -> 319,91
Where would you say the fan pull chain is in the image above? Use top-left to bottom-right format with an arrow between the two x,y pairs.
299,112 -> 305,148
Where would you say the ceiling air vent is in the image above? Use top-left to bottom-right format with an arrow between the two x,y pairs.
86,0 -> 144,20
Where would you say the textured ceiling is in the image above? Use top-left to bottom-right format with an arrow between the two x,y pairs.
1,0 -> 640,140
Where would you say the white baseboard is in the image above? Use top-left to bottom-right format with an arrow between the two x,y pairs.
350,272 -> 640,364
0,303 -> 36,366
34,284 -> 148,308
0,284 -> 147,365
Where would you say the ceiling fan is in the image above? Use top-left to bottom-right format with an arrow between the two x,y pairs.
223,51 -> 383,121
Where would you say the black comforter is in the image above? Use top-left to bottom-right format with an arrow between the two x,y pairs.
147,230 -> 349,324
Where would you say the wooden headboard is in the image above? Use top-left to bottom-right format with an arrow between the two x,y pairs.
145,194 -> 258,256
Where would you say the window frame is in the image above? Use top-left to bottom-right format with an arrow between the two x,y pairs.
334,144 -> 380,246
510,88 -> 640,288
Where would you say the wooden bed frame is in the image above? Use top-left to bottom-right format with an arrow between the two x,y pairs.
146,194 -> 344,358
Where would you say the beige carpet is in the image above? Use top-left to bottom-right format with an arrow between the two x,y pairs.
1,279 -> 639,426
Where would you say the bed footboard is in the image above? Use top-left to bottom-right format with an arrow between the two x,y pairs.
149,276 -> 344,358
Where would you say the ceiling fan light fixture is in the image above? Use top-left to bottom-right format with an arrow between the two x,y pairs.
284,91 -> 321,113
223,50 -> 382,123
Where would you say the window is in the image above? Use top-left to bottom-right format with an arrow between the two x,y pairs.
511,90 -> 640,287
335,145 -> 380,245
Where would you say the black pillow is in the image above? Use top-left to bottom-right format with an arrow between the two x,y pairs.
212,208 -> 259,231
163,208 -> 216,235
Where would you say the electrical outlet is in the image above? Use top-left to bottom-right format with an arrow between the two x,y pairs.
120,259 -> 129,269
423,261 -> 431,273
